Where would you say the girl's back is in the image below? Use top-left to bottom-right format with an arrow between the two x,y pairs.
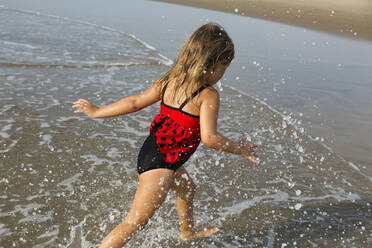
161,81 -> 212,117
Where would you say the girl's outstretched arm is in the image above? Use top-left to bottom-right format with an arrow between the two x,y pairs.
199,88 -> 259,164
73,82 -> 161,118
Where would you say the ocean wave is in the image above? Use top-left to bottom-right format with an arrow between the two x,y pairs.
0,61 -> 164,69
0,40 -> 38,49
0,5 -> 173,67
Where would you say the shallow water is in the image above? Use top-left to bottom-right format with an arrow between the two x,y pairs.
1,6 -> 372,248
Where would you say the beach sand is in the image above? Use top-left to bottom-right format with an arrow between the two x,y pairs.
156,0 -> 372,42
1,2 -> 372,246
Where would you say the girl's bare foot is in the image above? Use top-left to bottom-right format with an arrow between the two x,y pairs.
180,227 -> 219,241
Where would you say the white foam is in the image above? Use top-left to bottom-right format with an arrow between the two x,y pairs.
0,139 -> 18,153
0,223 -> 11,236
267,225 -> 276,247
348,161 -> 360,172
128,34 -> 155,51
57,173 -> 82,196
128,34 -> 173,66
66,215 -> 95,248
35,227 -> 59,248
81,154 -> 117,173
0,132 -> 10,139
221,191 -> 289,216
106,147 -> 121,160
294,203 -> 302,210
9,203 -> 45,220
0,40 -> 38,49
269,143 -> 283,152
157,53 -> 174,66
1,6 -> 172,67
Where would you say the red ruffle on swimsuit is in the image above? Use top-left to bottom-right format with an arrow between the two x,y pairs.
137,83 -> 208,174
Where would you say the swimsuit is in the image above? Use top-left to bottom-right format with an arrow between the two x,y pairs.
137,83 -> 208,174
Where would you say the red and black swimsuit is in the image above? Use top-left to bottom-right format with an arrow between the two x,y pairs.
137,83 -> 208,174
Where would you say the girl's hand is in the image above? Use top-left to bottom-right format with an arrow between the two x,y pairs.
238,138 -> 259,164
72,99 -> 99,118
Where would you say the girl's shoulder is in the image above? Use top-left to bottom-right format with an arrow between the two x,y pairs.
197,85 -> 220,106
200,85 -> 219,100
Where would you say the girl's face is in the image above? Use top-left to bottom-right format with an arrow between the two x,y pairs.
206,62 -> 229,85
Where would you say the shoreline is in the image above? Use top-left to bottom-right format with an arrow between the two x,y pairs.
155,0 -> 372,42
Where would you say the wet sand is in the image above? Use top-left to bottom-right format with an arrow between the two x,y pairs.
156,0 -> 372,41
1,2 -> 372,247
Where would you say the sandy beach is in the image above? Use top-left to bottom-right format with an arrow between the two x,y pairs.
1,1 -> 372,247
157,0 -> 372,41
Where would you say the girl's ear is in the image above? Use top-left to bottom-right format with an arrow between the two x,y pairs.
220,59 -> 231,66
208,63 -> 218,73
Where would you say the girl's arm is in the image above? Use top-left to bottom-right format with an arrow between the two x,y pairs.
199,88 -> 259,164
73,82 -> 161,118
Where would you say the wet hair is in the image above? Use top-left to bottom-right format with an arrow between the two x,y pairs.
157,23 -> 234,103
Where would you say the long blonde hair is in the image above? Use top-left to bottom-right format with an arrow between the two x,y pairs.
157,23 -> 235,103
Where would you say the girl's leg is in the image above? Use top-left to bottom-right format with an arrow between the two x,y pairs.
99,168 -> 174,248
170,166 -> 218,241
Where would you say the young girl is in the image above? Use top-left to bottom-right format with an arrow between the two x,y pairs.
73,23 -> 258,248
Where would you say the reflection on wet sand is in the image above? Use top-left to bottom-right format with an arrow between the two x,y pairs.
156,0 -> 372,41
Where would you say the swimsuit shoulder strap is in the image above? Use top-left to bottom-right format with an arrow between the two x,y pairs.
161,82 -> 169,103
179,84 -> 208,110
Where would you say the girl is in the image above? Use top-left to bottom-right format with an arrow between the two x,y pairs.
73,23 -> 258,248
